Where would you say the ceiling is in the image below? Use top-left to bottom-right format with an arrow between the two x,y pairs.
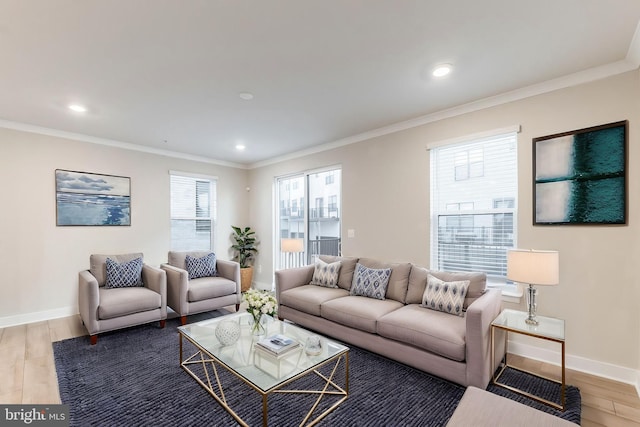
2,1 -> 640,167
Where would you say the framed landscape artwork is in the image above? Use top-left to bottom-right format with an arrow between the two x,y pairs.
55,169 -> 131,226
533,120 -> 627,225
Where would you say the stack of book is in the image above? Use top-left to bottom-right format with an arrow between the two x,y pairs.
255,334 -> 300,358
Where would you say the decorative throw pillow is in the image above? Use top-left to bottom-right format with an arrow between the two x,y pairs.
105,257 -> 143,288
421,274 -> 470,316
310,259 -> 341,288
185,253 -> 217,279
350,263 -> 392,300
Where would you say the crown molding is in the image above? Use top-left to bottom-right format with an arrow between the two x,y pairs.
627,21 -> 640,68
0,119 -> 248,169
250,57 -> 638,169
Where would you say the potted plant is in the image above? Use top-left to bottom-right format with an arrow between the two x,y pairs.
231,226 -> 259,292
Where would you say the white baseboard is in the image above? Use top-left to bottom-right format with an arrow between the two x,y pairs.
0,306 -> 78,328
508,339 -> 640,394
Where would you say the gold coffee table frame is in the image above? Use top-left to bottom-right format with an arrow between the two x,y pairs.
491,309 -> 565,411
178,314 -> 349,427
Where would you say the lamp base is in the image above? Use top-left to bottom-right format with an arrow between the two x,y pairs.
525,284 -> 538,326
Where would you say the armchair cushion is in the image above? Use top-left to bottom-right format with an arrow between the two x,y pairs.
98,286 -> 162,320
187,277 -> 237,302
105,257 -> 143,288
185,252 -> 217,279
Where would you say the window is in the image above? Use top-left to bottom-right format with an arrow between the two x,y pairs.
430,131 -> 517,282
276,168 -> 341,270
170,172 -> 216,251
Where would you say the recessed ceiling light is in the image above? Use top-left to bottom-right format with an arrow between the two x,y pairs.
68,104 -> 87,113
239,92 -> 254,101
432,64 -> 452,78
235,144 -> 246,151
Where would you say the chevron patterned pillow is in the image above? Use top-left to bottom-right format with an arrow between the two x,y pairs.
421,274 -> 470,316
310,259 -> 342,288
105,257 -> 143,288
185,253 -> 217,279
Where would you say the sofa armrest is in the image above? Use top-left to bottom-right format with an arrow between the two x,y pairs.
161,264 -> 189,315
274,265 -> 314,304
78,270 -> 100,335
216,259 -> 241,301
464,288 -> 503,388
142,264 -> 167,319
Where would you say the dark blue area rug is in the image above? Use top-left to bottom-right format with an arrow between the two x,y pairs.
53,311 -> 580,426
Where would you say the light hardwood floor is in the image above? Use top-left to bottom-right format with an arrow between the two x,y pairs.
0,314 -> 638,426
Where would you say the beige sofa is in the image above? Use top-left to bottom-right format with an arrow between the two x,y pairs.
275,256 -> 504,389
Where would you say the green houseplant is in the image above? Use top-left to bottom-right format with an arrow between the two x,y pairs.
231,226 -> 259,291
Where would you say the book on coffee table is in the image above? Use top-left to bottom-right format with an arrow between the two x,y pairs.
255,334 -> 300,355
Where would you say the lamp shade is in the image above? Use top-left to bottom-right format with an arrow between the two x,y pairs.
507,249 -> 559,286
281,238 -> 304,253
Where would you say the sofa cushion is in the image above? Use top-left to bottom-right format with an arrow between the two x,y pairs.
350,263 -> 392,300
319,255 -> 358,290
187,277 -> 237,302
280,285 -> 349,317
377,304 -> 467,361
90,253 -> 143,287
310,259 -> 341,288
185,252 -> 217,279
358,258 -> 411,303
321,295 -> 403,333
98,286 -> 161,320
406,267 -> 487,309
105,257 -> 143,288
421,274 -> 469,317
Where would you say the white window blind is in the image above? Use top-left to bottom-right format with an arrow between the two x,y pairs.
430,132 -> 517,279
170,173 -> 216,251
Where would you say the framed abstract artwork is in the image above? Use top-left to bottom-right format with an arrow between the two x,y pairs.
55,169 -> 131,226
533,121 -> 627,225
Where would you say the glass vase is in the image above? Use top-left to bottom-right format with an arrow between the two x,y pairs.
251,313 -> 267,337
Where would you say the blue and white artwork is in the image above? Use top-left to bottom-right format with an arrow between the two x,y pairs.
56,170 -> 131,226
534,121 -> 627,225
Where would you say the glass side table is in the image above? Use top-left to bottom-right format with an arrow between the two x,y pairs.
491,308 -> 565,410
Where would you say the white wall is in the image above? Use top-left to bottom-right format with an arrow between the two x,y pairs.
0,128 -> 248,326
248,70 -> 640,380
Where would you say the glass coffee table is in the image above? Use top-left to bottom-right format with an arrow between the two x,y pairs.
178,312 -> 349,426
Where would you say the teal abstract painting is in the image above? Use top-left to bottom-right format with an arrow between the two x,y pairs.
534,121 -> 627,225
56,170 -> 131,226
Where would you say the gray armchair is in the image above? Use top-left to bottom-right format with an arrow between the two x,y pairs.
78,253 -> 167,345
161,251 -> 241,325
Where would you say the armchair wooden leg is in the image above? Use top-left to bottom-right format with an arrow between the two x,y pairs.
236,304 -> 240,312
180,316 -> 187,326
90,335 -> 98,345
160,320 -> 166,328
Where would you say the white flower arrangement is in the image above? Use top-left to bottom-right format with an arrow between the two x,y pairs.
244,289 -> 278,321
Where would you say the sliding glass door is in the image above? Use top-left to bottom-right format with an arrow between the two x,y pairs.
276,167 -> 341,270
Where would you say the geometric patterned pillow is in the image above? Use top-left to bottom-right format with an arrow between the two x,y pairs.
105,257 -> 143,288
185,253 -> 217,279
310,259 -> 341,288
421,274 -> 470,316
350,263 -> 392,300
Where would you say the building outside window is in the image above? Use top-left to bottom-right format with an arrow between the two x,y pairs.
430,131 -> 517,283
170,172 -> 216,251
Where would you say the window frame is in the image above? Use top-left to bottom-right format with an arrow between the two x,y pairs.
169,170 -> 217,251
428,127 -> 520,295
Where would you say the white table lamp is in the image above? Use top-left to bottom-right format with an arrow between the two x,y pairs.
507,249 -> 559,325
